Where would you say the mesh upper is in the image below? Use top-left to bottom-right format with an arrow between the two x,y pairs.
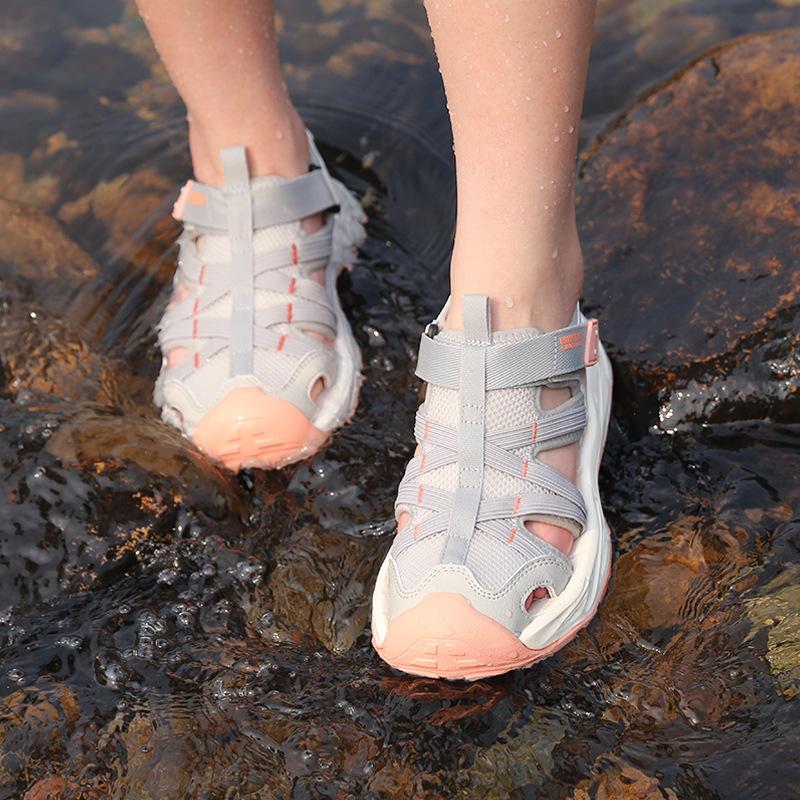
162,176 -> 337,412
392,328 -> 576,593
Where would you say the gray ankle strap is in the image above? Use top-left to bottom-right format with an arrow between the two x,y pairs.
416,317 -> 599,389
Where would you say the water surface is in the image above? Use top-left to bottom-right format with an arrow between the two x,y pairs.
0,0 -> 798,797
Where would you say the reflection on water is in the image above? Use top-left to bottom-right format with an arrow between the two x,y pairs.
0,0 -> 798,797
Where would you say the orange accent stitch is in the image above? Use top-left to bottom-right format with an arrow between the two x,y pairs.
194,353 -> 200,369
521,459 -> 529,478
192,318 -> 198,338
413,524 -> 420,542
424,420 -> 430,440
508,526 -> 517,543
531,420 -> 538,442
419,453 -> 427,471
287,303 -> 293,323
512,496 -> 522,515
198,265 -> 205,285
291,242 -> 298,265
288,276 -> 297,294
192,298 -> 200,316
417,485 -> 425,504
277,334 -> 287,352
559,332 -> 583,351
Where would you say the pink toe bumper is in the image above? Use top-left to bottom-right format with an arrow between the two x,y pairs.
374,584 -> 607,681
192,387 -> 328,470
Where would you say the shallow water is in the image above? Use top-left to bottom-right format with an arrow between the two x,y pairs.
0,0 -> 799,797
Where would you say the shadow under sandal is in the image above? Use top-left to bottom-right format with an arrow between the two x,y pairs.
371,294 -> 613,679
155,131 -> 366,470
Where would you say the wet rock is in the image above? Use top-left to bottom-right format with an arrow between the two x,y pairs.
0,198 -> 99,284
0,401 -> 243,608
0,152 -> 60,210
601,515 -> 712,635
58,168 -> 175,255
745,564 -> 800,700
45,406 -> 242,508
579,31 -> 800,430
0,297 -> 151,408
265,525 -> 388,652
23,775 -> 67,800
572,755 -> 678,799
461,710 -> 566,797
125,77 -> 179,123
0,684 -> 80,793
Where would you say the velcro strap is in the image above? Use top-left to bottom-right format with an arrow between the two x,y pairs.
172,170 -> 338,233
416,321 -> 599,390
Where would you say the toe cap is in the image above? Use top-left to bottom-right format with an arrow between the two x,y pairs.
192,387 -> 327,470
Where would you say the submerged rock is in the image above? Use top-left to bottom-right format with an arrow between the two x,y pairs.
58,167 -> 175,256
0,198 -> 98,285
0,292 -> 151,408
745,565 -> 800,700
265,524 -> 388,653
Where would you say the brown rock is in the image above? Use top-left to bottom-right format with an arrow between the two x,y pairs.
0,198 -> 98,283
0,302 -> 151,408
745,564 -> 800,700
581,755 -> 678,800
601,516 -> 710,635
23,775 -> 67,800
266,525 -> 389,652
46,408 -> 241,508
578,31 -> 800,425
0,152 -> 60,211
58,168 -> 174,254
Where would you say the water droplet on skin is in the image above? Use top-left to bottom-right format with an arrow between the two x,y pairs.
552,247 -> 559,259
526,95 -> 531,101
552,66 -> 558,73
554,135 -> 561,142
504,14 -> 510,22
564,105 -> 570,113
275,129 -> 284,140
568,125 -> 575,134
504,297 -> 515,308
539,185 -> 544,191
555,30 -> 563,39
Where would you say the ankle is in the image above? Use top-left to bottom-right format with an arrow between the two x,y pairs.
447,231 -> 584,333
187,105 -> 310,185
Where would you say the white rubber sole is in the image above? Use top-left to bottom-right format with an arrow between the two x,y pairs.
519,309 -> 613,649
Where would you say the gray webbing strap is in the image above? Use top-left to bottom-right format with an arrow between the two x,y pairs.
176,171 -> 337,233
416,322 -> 593,389
221,147 -> 254,376
252,171 -> 337,228
442,295 -> 491,564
